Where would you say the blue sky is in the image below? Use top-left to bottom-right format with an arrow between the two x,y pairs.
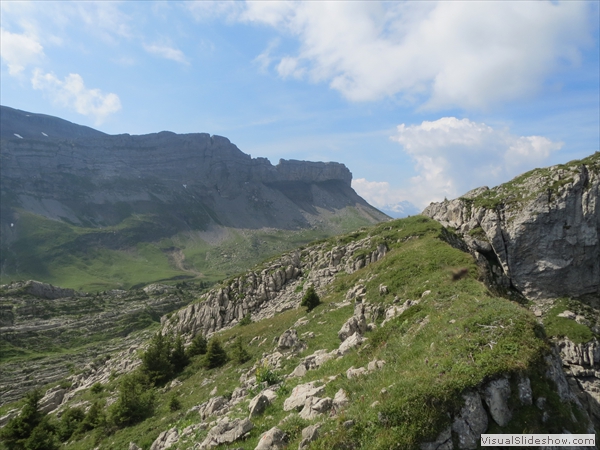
1,1 -> 599,214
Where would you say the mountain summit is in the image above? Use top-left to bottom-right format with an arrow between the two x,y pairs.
0,106 -> 387,289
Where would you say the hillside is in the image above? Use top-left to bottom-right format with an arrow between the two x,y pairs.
1,213 -> 597,449
0,106 -> 387,291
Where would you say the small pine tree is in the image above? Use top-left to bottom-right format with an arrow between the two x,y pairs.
300,286 -> 320,312
170,334 -> 189,374
56,407 -> 85,442
109,372 -> 155,427
141,332 -> 174,385
203,338 -> 228,369
186,333 -> 207,357
230,337 -> 251,364
0,389 -> 44,450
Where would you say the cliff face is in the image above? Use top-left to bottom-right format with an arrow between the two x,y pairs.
423,153 -> 599,301
0,106 -> 387,284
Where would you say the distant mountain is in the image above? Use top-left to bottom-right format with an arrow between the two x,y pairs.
0,106 -> 388,289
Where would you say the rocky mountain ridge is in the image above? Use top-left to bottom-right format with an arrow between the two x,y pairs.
423,152 -> 599,301
0,105 -> 387,289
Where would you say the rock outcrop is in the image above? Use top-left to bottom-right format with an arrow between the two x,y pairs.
423,153 -> 599,300
163,234 -> 388,338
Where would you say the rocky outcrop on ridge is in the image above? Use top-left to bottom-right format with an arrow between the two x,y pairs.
423,153 -> 599,300
163,234 -> 388,338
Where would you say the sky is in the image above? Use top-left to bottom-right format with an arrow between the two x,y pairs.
1,1 -> 599,215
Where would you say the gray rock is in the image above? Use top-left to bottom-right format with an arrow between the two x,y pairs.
249,393 -> 271,417
255,427 -> 287,450
346,366 -> 368,379
283,381 -> 325,411
451,392 -> 488,450
150,427 -> 179,450
423,158 -> 599,301
195,396 -> 229,420
277,329 -> 300,350
299,424 -> 320,449
333,389 -> 349,410
518,376 -> 533,405
482,378 -> 512,427
420,426 -> 453,450
338,332 -> 366,355
129,443 -> 142,450
299,396 -> 333,420
199,417 -> 253,449
39,387 -> 66,414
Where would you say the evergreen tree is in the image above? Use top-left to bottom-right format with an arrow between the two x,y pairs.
109,372 -> 155,427
170,334 -> 189,373
204,338 -> 228,369
186,332 -> 207,357
0,390 -> 44,450
140,332 -> 174,385
301,286 -> 320,311
230,337 -> 251,364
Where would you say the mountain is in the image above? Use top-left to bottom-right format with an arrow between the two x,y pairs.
422,152 -> 599,301
1,214 -> 597,448
0,106 -> 388,290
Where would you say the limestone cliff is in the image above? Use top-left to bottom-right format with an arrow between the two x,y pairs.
423,153 -> 599,300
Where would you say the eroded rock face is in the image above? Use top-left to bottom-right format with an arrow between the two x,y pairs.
451,391 -> 488,450
164,234 -> 389,339
199,417 -> 253,449
423,155 -> 599,300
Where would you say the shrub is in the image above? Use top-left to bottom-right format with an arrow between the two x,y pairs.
24,416 -> 59,450
168,394 -> 182,412
170,334 -> 190,373
300,286 -> 320,312
203,338 -> 228,369
56,407 -> 85,442
255,363 -> 281,386
141,332 -> 174,385
186,333 -> 208,358
90,382 -> 103,394
109,372 -> 155,427
76,401 -> 106,434
239,314 -> 252,326
0,389 -> 44,450
230,337 -> 251,364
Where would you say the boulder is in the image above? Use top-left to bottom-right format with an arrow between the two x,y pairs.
249,393 -> 271,417
150,427 -> 179,450
451,392 -> 488,449
333,389 -> 349,410
283,381 -> 325,411
39,387 -> 66,414
277,329 -> 300,350
420,426 -> 452,450
298,424 -> 320,449
199,417 -> 253,449
338,332 -> 366,355
299,397 -> 333,420
482,378 -> 512,427
255,427 -> 287,450
346,366 -> 368,379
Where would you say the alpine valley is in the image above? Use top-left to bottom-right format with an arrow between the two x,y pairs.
0,106 -> 598,450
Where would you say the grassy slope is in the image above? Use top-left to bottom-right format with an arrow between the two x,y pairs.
39,217 -> 588,450
0,207 -> 376,291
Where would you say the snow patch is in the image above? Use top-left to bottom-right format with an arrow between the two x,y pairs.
41,132 -> 48,137
13,133 -> 23,139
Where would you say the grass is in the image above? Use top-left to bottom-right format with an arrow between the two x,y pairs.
1,206 -> 378,291
543,298 -> 595,344
12,216 -> 582,450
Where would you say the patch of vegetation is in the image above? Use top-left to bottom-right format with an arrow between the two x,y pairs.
543,298 -> 594,344
300,285 -> 321,312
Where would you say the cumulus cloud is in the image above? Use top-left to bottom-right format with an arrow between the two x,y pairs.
391,117 -> 563,207
237,1 -> 592,109
0,28 -> 44,75
143,43 -> 189,65
352,178 -> 420,217
31,69 -> 121,124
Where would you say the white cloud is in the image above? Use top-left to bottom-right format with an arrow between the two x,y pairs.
352,178 -> 420,217
31,69 -> 121,124
391,117 -> 563,207
238,1 -> 592,109
143,43 -> 189,65
0,28 -> 44,75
